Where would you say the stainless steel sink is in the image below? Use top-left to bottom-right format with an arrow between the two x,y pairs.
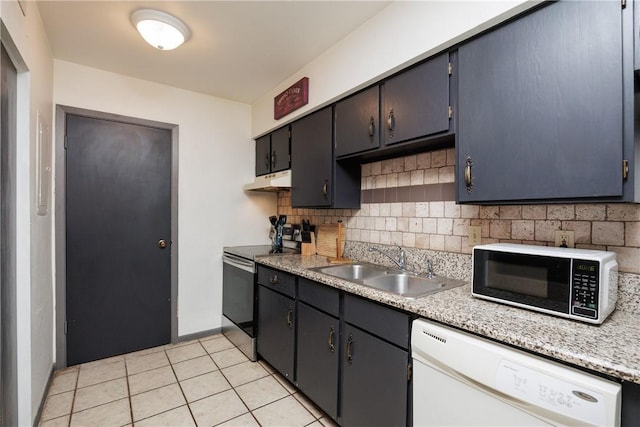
363,273 -> 465,299
310,263 -> 465,299
311,263 -> 397,281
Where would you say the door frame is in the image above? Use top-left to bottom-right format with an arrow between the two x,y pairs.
54,105 -> 179,368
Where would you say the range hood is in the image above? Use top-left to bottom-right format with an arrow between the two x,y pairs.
243,170 -> 291,192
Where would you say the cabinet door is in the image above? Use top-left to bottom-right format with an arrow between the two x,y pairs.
255,135 -> 271,176
457,1 -> 623,203
270,126 -> 290,173
341,324 -> 408,427
291,107 -> 333,207
335,85 -> 380,157
382,53 -> 450,146
257,286 -> 295,380
296,303 -> 339,420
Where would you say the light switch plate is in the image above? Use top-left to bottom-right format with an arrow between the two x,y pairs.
554,230 -> 575,248
468,225 -> 482,246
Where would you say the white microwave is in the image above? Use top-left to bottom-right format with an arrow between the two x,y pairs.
472,243 -> 618,324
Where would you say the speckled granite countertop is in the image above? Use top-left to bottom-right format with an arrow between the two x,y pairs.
257,254 -> 640,385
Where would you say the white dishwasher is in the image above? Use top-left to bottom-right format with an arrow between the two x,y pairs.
411,319 -> 621,426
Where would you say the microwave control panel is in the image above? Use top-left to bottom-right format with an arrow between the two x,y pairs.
570,260 -> 599,319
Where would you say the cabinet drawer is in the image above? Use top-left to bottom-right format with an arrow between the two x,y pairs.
257,266 -> 295,298
298,278 -> 339,317
344,294 -> 410,349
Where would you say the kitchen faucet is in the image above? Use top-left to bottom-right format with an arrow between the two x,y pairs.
369,246 -> 406,270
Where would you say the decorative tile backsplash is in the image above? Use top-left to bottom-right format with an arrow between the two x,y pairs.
277,148 -> 640,274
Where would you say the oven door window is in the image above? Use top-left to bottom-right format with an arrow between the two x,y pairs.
474,250 -> 571,314
223,260 -> 256,337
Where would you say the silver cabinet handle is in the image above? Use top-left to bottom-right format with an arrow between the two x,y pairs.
269,275 -> 279,284
328,326 -> 335,352
322,180 -> 329,198
346,333 -> 354,364
368,116 -> 375,138
387,109 -> 395,132
286,307 -> 293,328
464,156 -> 473,194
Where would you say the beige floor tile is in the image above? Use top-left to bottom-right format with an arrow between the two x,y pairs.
172,354 -> 217,381
189,389 -> 248,427
48,370 -> 78,395
70,398 -> 131,427
39,414 -> 70,427
293,392 -> 325,419
201,335 -> 235,354
273,373 -> 297,394
258,360 -> 276,374
80,354 -> 124,370
40,391 -> 74,421
251,395 -> 315,427
126,350 -> 169,375
180,370 -> 231,403
319,416 -> 339,427
211,348 -> 249,369
215,412 -> 260,427
73,377 -> 128,412
124,345 -> 166,360
54,365 -> 79,375
307,422 -> 323,427
166,342 -> 207,364
77,360 -> 126,388
128,365 -> 177,395
222,361 -> 269,388
234,376 -> 289,410
135,405 -> 196,427
130,383 -> 186,421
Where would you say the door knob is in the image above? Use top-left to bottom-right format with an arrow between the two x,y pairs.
158,239 -> 167,249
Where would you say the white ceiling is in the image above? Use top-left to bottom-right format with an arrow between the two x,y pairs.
37,1 -> 391,104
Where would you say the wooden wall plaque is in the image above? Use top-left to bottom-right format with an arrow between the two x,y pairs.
274,77 -> 309,120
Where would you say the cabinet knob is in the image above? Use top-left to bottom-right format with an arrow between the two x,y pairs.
328,326 -> 335,353
464,156 -> 473,194
368,116 -> 376,138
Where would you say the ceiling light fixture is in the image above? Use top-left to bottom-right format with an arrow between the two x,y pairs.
131,9 -> 191,51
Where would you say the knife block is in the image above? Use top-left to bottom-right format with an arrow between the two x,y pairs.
301,233 -> 316,256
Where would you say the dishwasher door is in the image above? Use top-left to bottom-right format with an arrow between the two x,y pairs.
411,319 -> 621,426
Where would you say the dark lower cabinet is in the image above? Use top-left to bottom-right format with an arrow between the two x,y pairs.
341,324 -> 409,427
257,285 -> 295,380
296,302 -> 339,419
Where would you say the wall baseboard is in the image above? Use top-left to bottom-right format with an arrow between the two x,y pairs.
176,327 -> 222,343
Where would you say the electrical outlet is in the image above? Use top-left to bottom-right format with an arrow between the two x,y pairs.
468,225 -> 482,246
554,230 -> 575,248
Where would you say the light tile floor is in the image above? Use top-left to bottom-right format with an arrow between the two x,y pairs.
39,334 -> 337,427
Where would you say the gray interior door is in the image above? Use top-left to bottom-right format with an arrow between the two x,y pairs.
65,114 -> 172,366
1,43 -> 18,427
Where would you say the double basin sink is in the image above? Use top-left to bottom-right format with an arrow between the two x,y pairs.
309,263 -> 466,299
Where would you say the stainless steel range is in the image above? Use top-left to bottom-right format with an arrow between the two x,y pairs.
222,224 -> 300,361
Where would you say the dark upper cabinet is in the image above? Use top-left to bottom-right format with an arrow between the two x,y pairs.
255,126 -> 290,176
291,107 -> 360,208
457,1 -> 628,203
382,52 -> 451,146
335,85 -> 380,157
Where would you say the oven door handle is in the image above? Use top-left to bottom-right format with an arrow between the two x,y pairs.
223,254 -> 255,273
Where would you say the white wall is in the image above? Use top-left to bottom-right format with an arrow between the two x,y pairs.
54,60 -> 276,337
252,0 -> 536,137
1,1 -> 54,425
